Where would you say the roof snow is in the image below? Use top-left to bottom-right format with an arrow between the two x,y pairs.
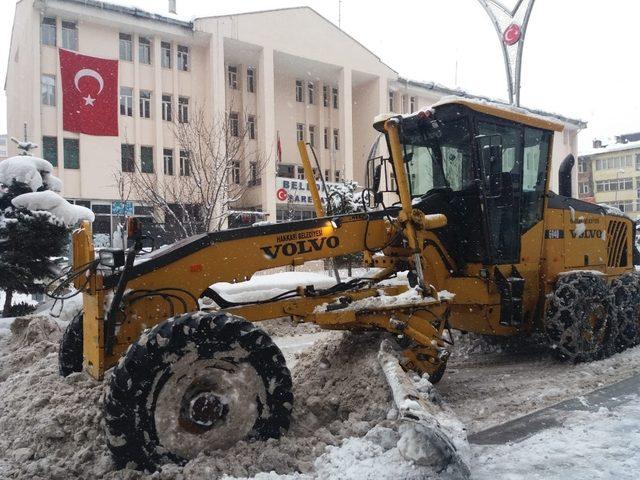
11,190 -> 95,226
579,139 -> 640,157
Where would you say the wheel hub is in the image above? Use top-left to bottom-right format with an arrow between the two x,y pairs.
186,392 -> 228,428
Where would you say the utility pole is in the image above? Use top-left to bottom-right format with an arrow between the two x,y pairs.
476,0 -> 536,106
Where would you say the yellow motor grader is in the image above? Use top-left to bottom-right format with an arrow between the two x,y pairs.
58,98 -> 640,470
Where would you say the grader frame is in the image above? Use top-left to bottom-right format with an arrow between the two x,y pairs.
72,98 -> 636,383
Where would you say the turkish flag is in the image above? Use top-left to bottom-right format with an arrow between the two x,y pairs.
59,49 -> 118,136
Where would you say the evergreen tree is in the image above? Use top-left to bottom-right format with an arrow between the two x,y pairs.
0,166 -> 71,317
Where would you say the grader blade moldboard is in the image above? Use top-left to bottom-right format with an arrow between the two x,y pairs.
378,339 -> 471,477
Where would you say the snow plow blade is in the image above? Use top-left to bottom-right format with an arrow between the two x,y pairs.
378,339 -> 471,477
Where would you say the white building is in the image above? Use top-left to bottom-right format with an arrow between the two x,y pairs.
4,0 -> 586,240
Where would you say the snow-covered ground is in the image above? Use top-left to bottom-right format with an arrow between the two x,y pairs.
0,275 -> 639,479
473,400 -> 640,479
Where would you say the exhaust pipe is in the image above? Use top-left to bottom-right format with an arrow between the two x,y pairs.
558,154 -> 575,197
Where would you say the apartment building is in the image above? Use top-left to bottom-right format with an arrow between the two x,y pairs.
5,0 -> 586,241
579,136 -> 640,219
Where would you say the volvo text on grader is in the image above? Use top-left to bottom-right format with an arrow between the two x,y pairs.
56,98 -> 640,470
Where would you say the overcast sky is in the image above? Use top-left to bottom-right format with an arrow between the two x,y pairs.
1,0 -> 638,150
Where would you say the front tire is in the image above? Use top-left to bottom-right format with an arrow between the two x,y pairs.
103,312 -> 293,471
544,272 -> 613,362
58,311 -> 83,376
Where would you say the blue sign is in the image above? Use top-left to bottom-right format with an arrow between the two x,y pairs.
112,201 -> 134,216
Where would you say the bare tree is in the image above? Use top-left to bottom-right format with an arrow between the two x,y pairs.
119,104 -> 267,240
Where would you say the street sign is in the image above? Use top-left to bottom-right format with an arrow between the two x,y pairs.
112,201 -> 134,216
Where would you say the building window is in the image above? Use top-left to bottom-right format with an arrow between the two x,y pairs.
139,90 -> 151,119
577,160 -> 585,173
120,87 -> 133,116
308,82 -> 315,104
324,128 -> 329,149
596,155 -> 633,170
389,91 -> 394,111
333,129 -> 340,150
335,170 -> 341,182
119,33 -> 132,61
162,94 -> 172,121
249,161 -> 259,186
178,97 -> 189,123
595,177 -> 633,192
247,67 -> 255,93
277,164 -> 295,178
332,87 -> 339,109
161,41 -> 171,68
296,123 -> 305,142
139,37 -> 151,64
61,21 -> 78,50
579,182 -> 590,195
140,146 -> 154,173
180,150 -> 190,176
42,136 -> 58,167
232,161 -> 241,184
41,75 -> 56,106
228,65 -> 238,89
163,148 -> 173,175
63,139 -> 79,169
121,144 -> 135,172
229,112 -> 239,137
295,80 -> 304,102
247,115 -> 256,140
324,169 -> 330,181
410,96 -> 416,113
309,125 -> 316,148
41,17 -> 56,46
323,85 -> 329,107
401,95 -> 408,113
177,45 -> 189,71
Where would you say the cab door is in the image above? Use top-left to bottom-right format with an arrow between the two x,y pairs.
476,119 -> 524,264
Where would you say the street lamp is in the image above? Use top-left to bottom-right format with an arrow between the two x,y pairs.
476,0 -> 537,106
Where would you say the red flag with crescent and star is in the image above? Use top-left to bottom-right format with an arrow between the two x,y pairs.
59,48 -> 118,136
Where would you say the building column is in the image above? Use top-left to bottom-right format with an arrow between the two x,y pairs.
339,67 -> 353,181
258,46 -> 276,221
318,81 -> 326,177
378,76 -> 388,115
208,25 -> 227,227
209,26 -> 226,131
153,35 -> 164,195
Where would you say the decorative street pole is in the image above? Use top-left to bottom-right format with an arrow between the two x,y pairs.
476,0 -> 536,106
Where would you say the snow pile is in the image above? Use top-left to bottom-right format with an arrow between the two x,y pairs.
11,190 -> 94,226
210,272 -> 337,304
0,312 -> 460,479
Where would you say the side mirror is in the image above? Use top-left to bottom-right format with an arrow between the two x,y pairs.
373,163 -> 382,192
488,172 -> 514,206
481,144 -> 503,174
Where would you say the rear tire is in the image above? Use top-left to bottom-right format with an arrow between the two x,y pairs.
544,272 -> 613,362
611,272 -> 640,350
103,312 -> 293,471
58,311 -> 83,376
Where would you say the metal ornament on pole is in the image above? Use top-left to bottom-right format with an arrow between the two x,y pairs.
476,0 -> 536,106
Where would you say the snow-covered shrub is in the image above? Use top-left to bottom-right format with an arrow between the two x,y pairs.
0,154 -> 93,317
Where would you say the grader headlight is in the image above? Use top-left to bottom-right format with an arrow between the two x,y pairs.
98,248 -> 126,269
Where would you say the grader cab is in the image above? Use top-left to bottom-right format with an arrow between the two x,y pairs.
58,98 -> 640,470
